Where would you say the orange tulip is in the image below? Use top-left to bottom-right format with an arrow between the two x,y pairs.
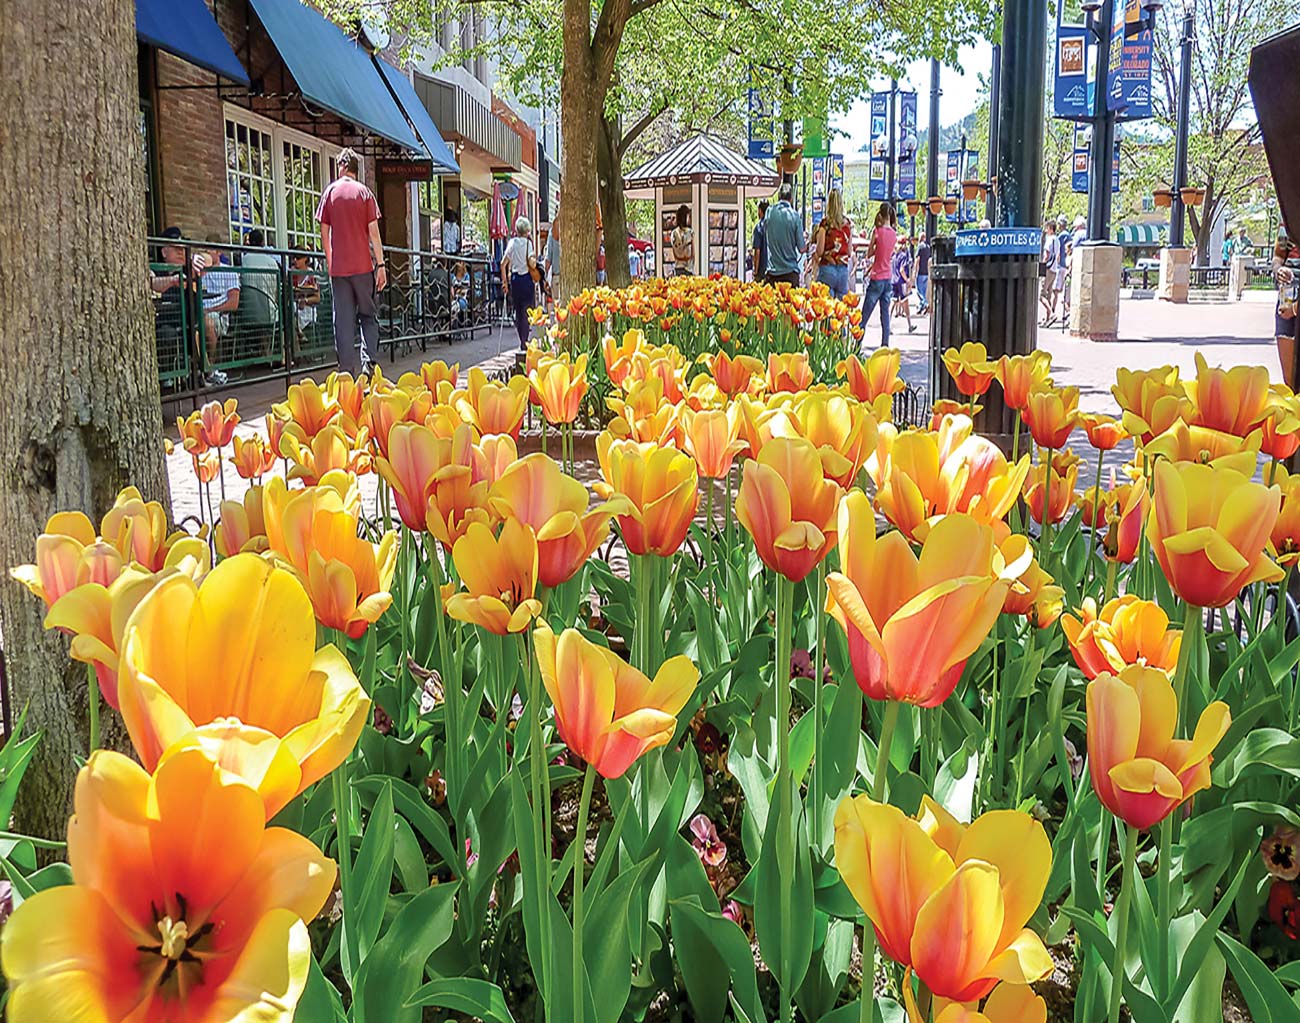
10,511 -> 119,608
1087,665 -> 1230,830
488,453 -> 626,587
1020,385 -> 1080,450
1148,458 -> 1282,607
869,415 -> 1030,543
478,432 -> 519,484
1187,352 -> 1271,438
176,409 -> 209,456
681,406 -> 746,480
781,391 -> 879,489
1062,596 -> 1182,679
215,485 -> 269,558
834,794 -> 1053,1001
1270,466 -> 1300,566
1023,459 -> 1077,526
994,351 -> 1052,411
602,329 -> 645,388
281,423 -> 369,484
117,554 -> 370,818
451,367 -> 529,439
1143,417 -> 1261,470
942,342 -> 997,398
735,436 -> 843,582
998,536 -> 1063,628
529,352 -> 589,425
0,747 -> 333,1023
375,421 -> 442,531
363,387 -> 434,459
272,378 -> 340,441
910,983 -> 1048,1023
706,350 -> 764,397
1112,366 -> 1193,444
826,497 -> 1025,707
838,349 -> 905,404
198,397 -> 240,448
264,483 -> 398,638
930,398 -> 982,430
444,517 -> 543,635
231,433 -> 278,480
594,434 -> 699,557
425,427 -> 496,552
1080,412 -> 1126,451
534,620 -> 700,779
1259,388 -> 1300,461
420,358 -> 460,394
766,351 -> 814,393
328,370 -> 367,439
101,486 -> 208,573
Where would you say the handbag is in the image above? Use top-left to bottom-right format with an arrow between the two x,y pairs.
1279,278 -> 1298,320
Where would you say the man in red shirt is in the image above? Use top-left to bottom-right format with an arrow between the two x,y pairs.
314,148 -> 387,375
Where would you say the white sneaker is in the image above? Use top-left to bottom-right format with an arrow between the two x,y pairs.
205,369 -> 228,387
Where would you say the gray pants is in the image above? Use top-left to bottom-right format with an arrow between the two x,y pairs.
330,272 -> 379,376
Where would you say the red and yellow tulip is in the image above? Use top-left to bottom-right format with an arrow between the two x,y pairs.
1061,595 -> 1182,679
595,434 -> 699,557
444,517 -> 543,634
1187,351 -> 1271,438
838,349 -> 905,405
529,352 -> 589,425
1021,385 -> 1080,450
994,351 -> 1052,411
942,342 -> 997,398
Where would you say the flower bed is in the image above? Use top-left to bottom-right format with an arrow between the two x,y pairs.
4,302 -> 1300,1022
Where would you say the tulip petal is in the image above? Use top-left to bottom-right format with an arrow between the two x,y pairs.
1109,757 -> 1184,799
910,860 -> 1005,1000
201,910 -> 312,1023
983,928 -> 1055,987
1177,700 -> 1232,772
164,721 -> 304,821
955,811 -> 1051,948
982,983 -> 1048,1023
281,645 -> 369,796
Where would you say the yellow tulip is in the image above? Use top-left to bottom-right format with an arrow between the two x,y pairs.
1061,595 -> 1182,679
780,391 -> 878,489
215,485 -> 269,558
535,620 -> 699,778
994,351 -> 1053,412
101,486 -> 208,573
272,378 -> 340,440
942,342 -> 997,397
445,517 -> 544,634
834,794 -> 1053,1001
1147,458 -> 1282,607
1187,352 -> 1272,438
680,406 -> 746,480
117,554 -> 370,818
1112,366 -> 1193,444
594,433 -> 699,557
529,352 -> 589,425
838,349 -> 905,404
451,367 -> 529,438
0,747 -> 333,1023
10,511 -> 120,608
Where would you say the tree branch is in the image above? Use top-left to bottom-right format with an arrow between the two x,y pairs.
616,99 -> 670,158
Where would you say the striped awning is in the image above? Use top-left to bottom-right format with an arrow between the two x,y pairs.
1116,222 -> 1167,246
624,134 -> 780,190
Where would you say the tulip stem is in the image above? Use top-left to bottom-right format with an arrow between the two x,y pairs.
85,663 -> 100,755
774,573 -> 796,1023
704,480 -> 714,601
1039,445 -> 1054,571
1108,822 -> 1139,1023
1171,601 -> 1201,735
1089,445 -> 1105,585
811,559 -> 827,841
1104,559 -> 1118,604
572,762 -> 596,1023
430,554 -> 462,833
332,761 -> 359,986
1157,815 -> 1173,1002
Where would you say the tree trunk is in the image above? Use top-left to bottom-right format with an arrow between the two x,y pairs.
598,115 -> 632,289
558,0 -> 601,302
0,0 -> 169,838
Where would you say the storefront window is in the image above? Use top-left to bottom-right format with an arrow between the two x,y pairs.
225,116 -> 276,244
283,140 -> 325,251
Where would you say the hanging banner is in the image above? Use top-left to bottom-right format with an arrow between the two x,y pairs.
1054,24 -> 1091,119
1106,0 -> 1126,112
945,150 -> 980,223
803,115 -> 830,158
868,92 -> 889,201
1070,126 -> 1120,195
1117,0 -> 1153,121
746,69 -> 775,160
897,92 -> 918,201
810,155 -> 845,226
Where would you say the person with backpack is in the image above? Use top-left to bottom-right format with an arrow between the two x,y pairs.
1039,219 -> 1061,327
890,237 -> 916,333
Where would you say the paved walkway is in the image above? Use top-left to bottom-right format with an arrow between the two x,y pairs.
165,294 -> 1282,525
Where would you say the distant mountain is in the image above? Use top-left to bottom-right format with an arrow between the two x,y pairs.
916,112 -> 980,154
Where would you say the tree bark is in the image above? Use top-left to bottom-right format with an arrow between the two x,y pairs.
0,0 -> 169,838
598,115 -> 632,289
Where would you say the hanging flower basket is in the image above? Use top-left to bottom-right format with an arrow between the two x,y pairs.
777,144 -> 803,175
962,179 -> 983,201
906,199 -> 923,217
1152,189 -> 1174,209
927,195 -> 946,215
1180,186 -> 1206,207
943,198 -> 959,215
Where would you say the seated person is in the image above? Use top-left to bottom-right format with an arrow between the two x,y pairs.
201,235 -> 239,386
291,253 -> 321,337
451,261 -> 470,324
240,228 -> 281,325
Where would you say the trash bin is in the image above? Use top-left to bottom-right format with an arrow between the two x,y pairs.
927,232 -> 1043,447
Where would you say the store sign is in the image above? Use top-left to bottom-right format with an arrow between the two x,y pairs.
897,92 -> 918,201
377,158 -> 434,181
955,227 -> 1044,258
868,92 -> 889,200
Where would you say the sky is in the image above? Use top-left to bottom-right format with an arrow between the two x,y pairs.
830,43 -> 995,156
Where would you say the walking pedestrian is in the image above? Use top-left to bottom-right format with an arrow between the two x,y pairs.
315,148 -> 385,376
501,216 -> 539,350
915,232 -> 931,314
751,199 -> 769,281
1039,220 -> 1061,326
890,238 -> 916,333
861,202 -> 898,347
812,188 -> 853,298
764,184 -> 806,287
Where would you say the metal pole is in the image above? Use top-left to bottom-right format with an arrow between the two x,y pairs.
959,132 -> 968,231
994,0 -> 1045,228
1169,12 -> 1194,248
887,78 -> 898,202
1087,0 -> 1117,240
782,75 -> 795,185
988,37 -> 1002,223
926,58 -> 941,239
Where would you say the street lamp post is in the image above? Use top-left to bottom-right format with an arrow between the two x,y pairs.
926,58 -> 941,239
887,77 -> 898,202
1084,0 -> 1116,241
1169,12 -> 1195,247
987,2 -> 1003,223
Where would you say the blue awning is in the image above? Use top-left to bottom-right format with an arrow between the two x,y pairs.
247,0 -> 423,152
376,61 -> 460,175
136,0 -> 249,84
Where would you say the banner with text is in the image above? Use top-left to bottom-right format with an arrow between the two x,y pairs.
869,92 -> 890,200
1117,0 -> 1153,120
1070,125 -> 1120,195
897,92 -> 918,200
945,149 -> 980,223
1053,24 -> 1091,119
746,69 -> 775,160
810,155 -> 845,226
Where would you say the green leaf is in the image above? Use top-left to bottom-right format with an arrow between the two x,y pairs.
584,854 -> 654,1023
1170,912 -> 1224,1023
351,782 -> 396,965
508,770 -> 551,1003
405,977 -> 515,1021
1168,854 -> 1251,1011
297,955 -> 347,1023
753,776 -> 814,997
670,896 -> 768,1023
354,884 -> 458,1023
1216,933 -> 1300,1023
353,777 -> 459,870
391,814 -> 428,892
933,740 -> 979,823
1214,728 -> 1300,787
